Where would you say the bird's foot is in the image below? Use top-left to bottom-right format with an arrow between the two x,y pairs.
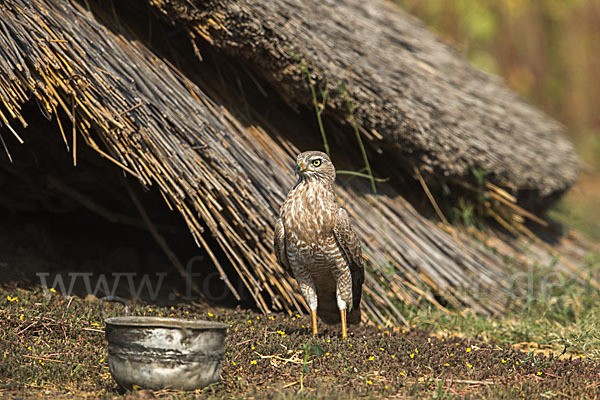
340,308 -> 347,338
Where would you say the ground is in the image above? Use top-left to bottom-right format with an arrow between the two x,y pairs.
0,197 -> 599,399
1,283 -> 600,399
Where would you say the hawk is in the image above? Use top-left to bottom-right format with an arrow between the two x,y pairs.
274,151 -> 365,338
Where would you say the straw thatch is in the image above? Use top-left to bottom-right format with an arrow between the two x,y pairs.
150,0 -> 580,208
0,0 -> 595,326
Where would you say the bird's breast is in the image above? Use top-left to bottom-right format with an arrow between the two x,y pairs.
280,180 -> 343,277
280,180 -> 335,243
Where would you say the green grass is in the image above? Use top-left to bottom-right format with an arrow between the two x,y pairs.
550,201 -> 600,242
407,254 -> 600,360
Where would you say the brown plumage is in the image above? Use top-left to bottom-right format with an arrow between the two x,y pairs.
274,151 -> 365,337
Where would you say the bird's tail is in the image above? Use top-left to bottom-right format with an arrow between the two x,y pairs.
317,303 -> 362,325
347,305 -> 362,325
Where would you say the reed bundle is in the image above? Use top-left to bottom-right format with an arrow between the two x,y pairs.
0,0 -> 595,326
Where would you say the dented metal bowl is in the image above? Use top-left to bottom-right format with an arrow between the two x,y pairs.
104,316 -> 228,391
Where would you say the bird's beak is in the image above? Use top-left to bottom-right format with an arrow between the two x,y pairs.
296,160 -> 308,174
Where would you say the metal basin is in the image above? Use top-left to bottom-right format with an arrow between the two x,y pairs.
105,316 -> 228,390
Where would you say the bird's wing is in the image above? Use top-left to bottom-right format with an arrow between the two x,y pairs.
274,217 -> 293,276
333,207 -> 365,310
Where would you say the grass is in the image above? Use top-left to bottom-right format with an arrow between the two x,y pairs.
414,252 -> 600,354
2,255 -> 599,399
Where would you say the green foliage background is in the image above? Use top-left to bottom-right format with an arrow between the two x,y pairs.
396,0 -> 600,238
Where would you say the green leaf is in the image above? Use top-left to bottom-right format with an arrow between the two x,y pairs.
308,344 -> 326,357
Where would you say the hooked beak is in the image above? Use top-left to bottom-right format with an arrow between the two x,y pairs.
295,160 -> 308,175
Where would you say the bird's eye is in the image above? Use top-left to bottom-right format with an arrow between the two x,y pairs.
311,159 -> 321,167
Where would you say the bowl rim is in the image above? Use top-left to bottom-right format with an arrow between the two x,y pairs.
104,316 -> 228,330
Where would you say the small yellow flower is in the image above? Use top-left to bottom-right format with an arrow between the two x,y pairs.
391,355 -> 395,359
247,319 -> 252,323
269,316 -> 275,320
250,360 -> 257,365
7,296 -> 18,302
380,347 -> 384,351
39,360 -> 44,366
49,288 -> 56,293
450,353 -> 454,357
277,330 -> 286,336
369,356 -> 374,361
366,380 -> 373,385
415,348 -> 419,354
19,315 -> 24,320
444,363 -> 450,366
185,311 -> 189,315
99,358 -> 104,363
401,329 -> 405,334
516,361 -> 519,365
410,353 -> 415,359
170,306 -> 175,310
349,344 -> 352,347
232,361 -> 236,366
377,325 -> 382,330
501,359 -> 506,364
234,327 -> 238,332
467,363 -> 473,368
399,372 -> 406,376
92,322 -> 99,326
251,346 -> 255,350
441,338 -> 445,342
466,348 -> 471,353
536,372 -> 542,376
158,314 -> 163,317
296,314 -> 301,318
385,330 -> 390,336
256,315 -> 260,319
327,339 -> 331,343
27,346 -> 31,350
208,312 -> 214,317
169,313 -> 175,317
326,352 -> 330,356
455,343 -> 459,346
385,386 -> 389,389
148,308 -> 153,312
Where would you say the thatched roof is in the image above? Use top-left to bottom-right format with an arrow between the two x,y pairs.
151,0 -> 580,206
0,0 -> 594,326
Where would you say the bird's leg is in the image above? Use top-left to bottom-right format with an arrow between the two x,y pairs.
334,265 -> 353,339
297,276 -> 319,336
340,308 -> 347,338
311,309 -> 318,335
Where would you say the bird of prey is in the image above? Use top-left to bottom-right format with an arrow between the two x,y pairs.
274,151 -> 365,338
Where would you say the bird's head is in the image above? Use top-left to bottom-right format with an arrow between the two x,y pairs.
295,151 -> 336,183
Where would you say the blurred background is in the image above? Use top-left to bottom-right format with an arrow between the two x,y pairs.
396,0 -> 600,240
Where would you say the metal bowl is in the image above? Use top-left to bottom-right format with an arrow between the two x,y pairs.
105,316 -> 228,390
